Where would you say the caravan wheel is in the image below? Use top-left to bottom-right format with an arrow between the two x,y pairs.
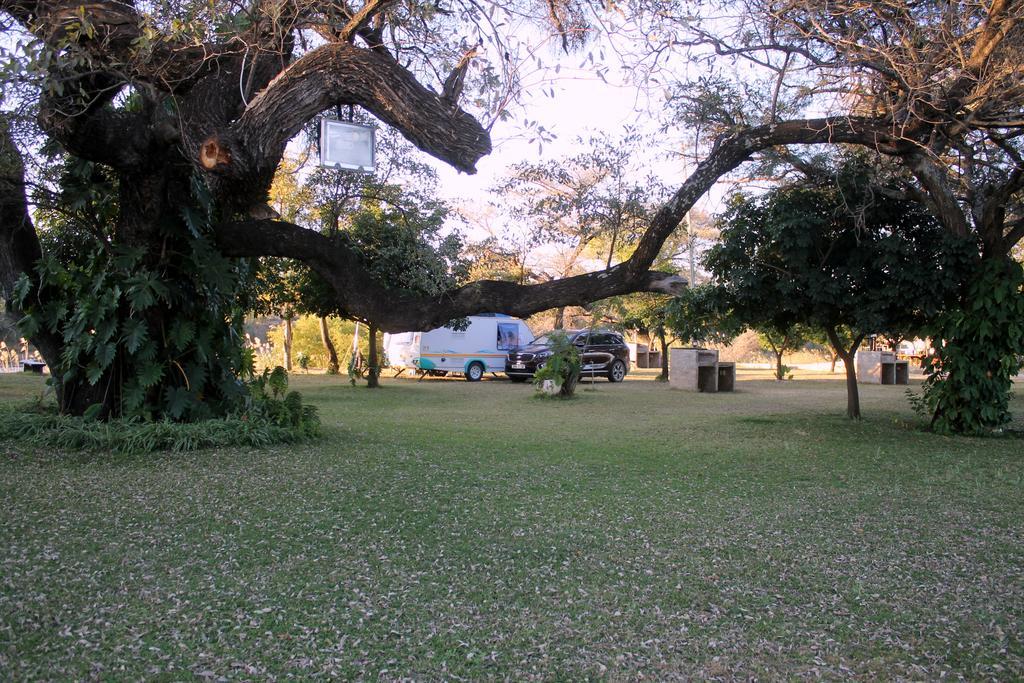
465,362 -> 485,382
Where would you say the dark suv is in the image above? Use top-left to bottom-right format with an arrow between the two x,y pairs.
505,329 -> 630,382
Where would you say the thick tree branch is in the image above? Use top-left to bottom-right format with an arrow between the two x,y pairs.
214,218 -> 685,331
198,41 -> 490,192
1003,218 -> 1024,250
39,101 -> 170,169
904,151 -> 973,239
628,116 -> 915,274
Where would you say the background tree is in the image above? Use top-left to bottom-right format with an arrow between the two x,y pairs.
663,284 -> 742,350
755,325 -> 807,383
618,293 -> 673,381
250,259 -> 303,371
495,131 -> 673,328
265,159 -> 339,372
294,178 -> 467,386
705,156 -> 975,418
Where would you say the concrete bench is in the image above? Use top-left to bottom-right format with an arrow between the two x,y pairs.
21,360 -> 46,374
856,351 -> 909,385
670,348 -> 735,392
717,362 -> 736,392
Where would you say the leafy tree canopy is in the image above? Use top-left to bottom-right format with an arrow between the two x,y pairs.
704,153 -> 976,417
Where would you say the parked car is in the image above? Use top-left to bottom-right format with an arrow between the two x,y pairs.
505,329 -> 630,382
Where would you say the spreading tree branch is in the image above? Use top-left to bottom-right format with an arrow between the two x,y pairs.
213,217 -> 686,331
214,115 -> 939,331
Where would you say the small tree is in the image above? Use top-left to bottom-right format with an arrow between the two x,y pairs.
619,293 -> 673,381
706,157 -> 974,419
756,325 -> 808,381
532,331 -> 582,398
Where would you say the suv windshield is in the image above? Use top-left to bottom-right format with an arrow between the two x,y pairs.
530,331 -> 581,346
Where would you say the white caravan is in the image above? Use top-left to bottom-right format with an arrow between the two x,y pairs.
383,314 -> 534,381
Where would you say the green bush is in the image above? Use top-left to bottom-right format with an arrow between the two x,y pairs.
0,367 -> 320,454
0,407 -> 317,454
910,259 -> 1024,435
244,367 -> 320,437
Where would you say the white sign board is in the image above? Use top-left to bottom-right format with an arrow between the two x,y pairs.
319,119 -> 375,172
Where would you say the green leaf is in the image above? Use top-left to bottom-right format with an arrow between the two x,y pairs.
180,205 -> 205,238
122,319 -> 149,355
12,273 -> 31,307
162,386 -> 192,420
168,319 -> 196,351
127,278 -> 156,311
95,317 -> 118,344
121,381 -> 146,414
138,362 -> 164,388
126,274 -> 169,313
95,342 -> 117,369
85,362 -> 105,385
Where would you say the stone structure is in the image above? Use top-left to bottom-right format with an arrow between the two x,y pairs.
627,342 -> 662,369
670,348 -> 734,392
855,350 -> 909,385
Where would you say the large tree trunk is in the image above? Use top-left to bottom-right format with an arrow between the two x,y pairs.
319,316 -> 339,374
366,322 -> 380,388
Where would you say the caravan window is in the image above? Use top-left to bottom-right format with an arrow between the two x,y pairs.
497,322 -> 520,350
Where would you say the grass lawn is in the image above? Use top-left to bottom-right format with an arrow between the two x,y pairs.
1,368 -> 1022,679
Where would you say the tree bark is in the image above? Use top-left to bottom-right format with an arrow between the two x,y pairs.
553,307 -> 565,330
320,317 -> 340,374
0,116 -> 64,376
366,322 -> 380,388
839,348 -> 860,420
282,316 -> 293,371
657,326 -> 669,381
774,349 -> 785,381
827,327 -> 866,420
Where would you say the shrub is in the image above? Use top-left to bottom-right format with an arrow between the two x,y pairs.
909,260 -> 1024,435
0,367 -> 320,454
533,331 -> 582,398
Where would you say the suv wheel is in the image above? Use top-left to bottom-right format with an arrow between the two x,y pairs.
608,360 -> 627,383
465,362 -> 485,382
